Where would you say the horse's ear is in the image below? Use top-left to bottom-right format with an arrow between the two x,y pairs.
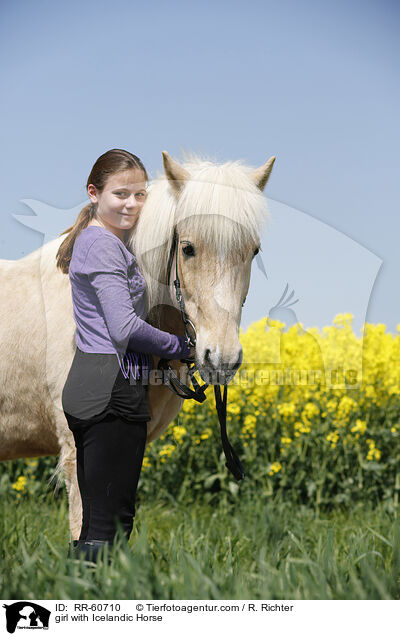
251,156 -> 276,191
162,151 -> 190,196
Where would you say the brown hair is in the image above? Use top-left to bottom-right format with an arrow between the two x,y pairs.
56,149 -> 148,273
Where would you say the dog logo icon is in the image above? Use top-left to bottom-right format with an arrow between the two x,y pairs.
2,602 -> 50,633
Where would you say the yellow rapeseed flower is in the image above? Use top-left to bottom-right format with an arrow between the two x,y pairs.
302,402 -> 320,420
242,414 -> 257,438
268,462 -> 282,476
159,444 -> 176,463
366,438 -> 381,461
351,419 -> 367,435
142,456 -> 151,470
325,399 -> 338,414
200,427 -> 213,440
172,425 -> 187,444
12,476 -> 28,492
326,432 -> 339,448
227,403 -> 241,416
277,402 -> 296,420
294,420 -> 311,435
364,385 -> 377,401
367,447 -> 381,461
336,396 -> 358,424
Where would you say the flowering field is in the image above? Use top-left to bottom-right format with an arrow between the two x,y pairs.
139,314 -> 400,509
2,314 -> 400,510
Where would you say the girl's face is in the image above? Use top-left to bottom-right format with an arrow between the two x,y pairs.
87,168 -> 147,241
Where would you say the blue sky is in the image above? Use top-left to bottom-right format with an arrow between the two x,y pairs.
1,0 -> 398,333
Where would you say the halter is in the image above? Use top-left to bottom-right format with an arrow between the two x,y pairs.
157,228 -> 245,481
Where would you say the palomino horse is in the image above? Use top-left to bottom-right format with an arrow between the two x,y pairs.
0,151 -> 275,540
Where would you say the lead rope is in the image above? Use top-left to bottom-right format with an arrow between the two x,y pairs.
159,229 -> 245,481
214,385 -> 245,481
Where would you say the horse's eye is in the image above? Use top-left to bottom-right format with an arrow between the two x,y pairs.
253,246 -> 260,257
182,244 -> 195,257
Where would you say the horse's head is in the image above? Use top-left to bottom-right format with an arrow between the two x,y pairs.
134,151 -> 275,384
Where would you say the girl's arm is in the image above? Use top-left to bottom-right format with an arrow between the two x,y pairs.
83,234 -> 191,359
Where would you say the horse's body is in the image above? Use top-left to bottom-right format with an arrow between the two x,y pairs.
0,152 -> 275,539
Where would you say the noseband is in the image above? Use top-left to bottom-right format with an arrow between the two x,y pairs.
157,228 -> 245,481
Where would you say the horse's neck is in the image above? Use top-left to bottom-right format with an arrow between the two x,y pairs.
148,305 -> 186,337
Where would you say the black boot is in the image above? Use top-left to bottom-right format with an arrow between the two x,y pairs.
71,540 -> 112,563
67,539 -> 84,559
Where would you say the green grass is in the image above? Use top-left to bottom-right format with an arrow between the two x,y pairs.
1,490 -> 400,600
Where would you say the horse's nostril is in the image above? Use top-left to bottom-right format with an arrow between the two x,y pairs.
203,348 -> 242,373
232,351 -> 243,372
204,348 -> 212,365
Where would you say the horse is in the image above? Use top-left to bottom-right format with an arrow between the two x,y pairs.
0,151 -> 275,540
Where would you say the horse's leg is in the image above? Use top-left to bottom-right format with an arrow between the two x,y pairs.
52,411 -> 82,541
59,442 -> 82,541
146,385 -> 185,443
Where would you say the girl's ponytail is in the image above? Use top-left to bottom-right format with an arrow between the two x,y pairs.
56,203 -> 95,274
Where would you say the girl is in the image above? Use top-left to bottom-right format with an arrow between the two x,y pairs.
57,149 -> 192,562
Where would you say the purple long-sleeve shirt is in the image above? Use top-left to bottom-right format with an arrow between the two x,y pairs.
68,225 -> 190,379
